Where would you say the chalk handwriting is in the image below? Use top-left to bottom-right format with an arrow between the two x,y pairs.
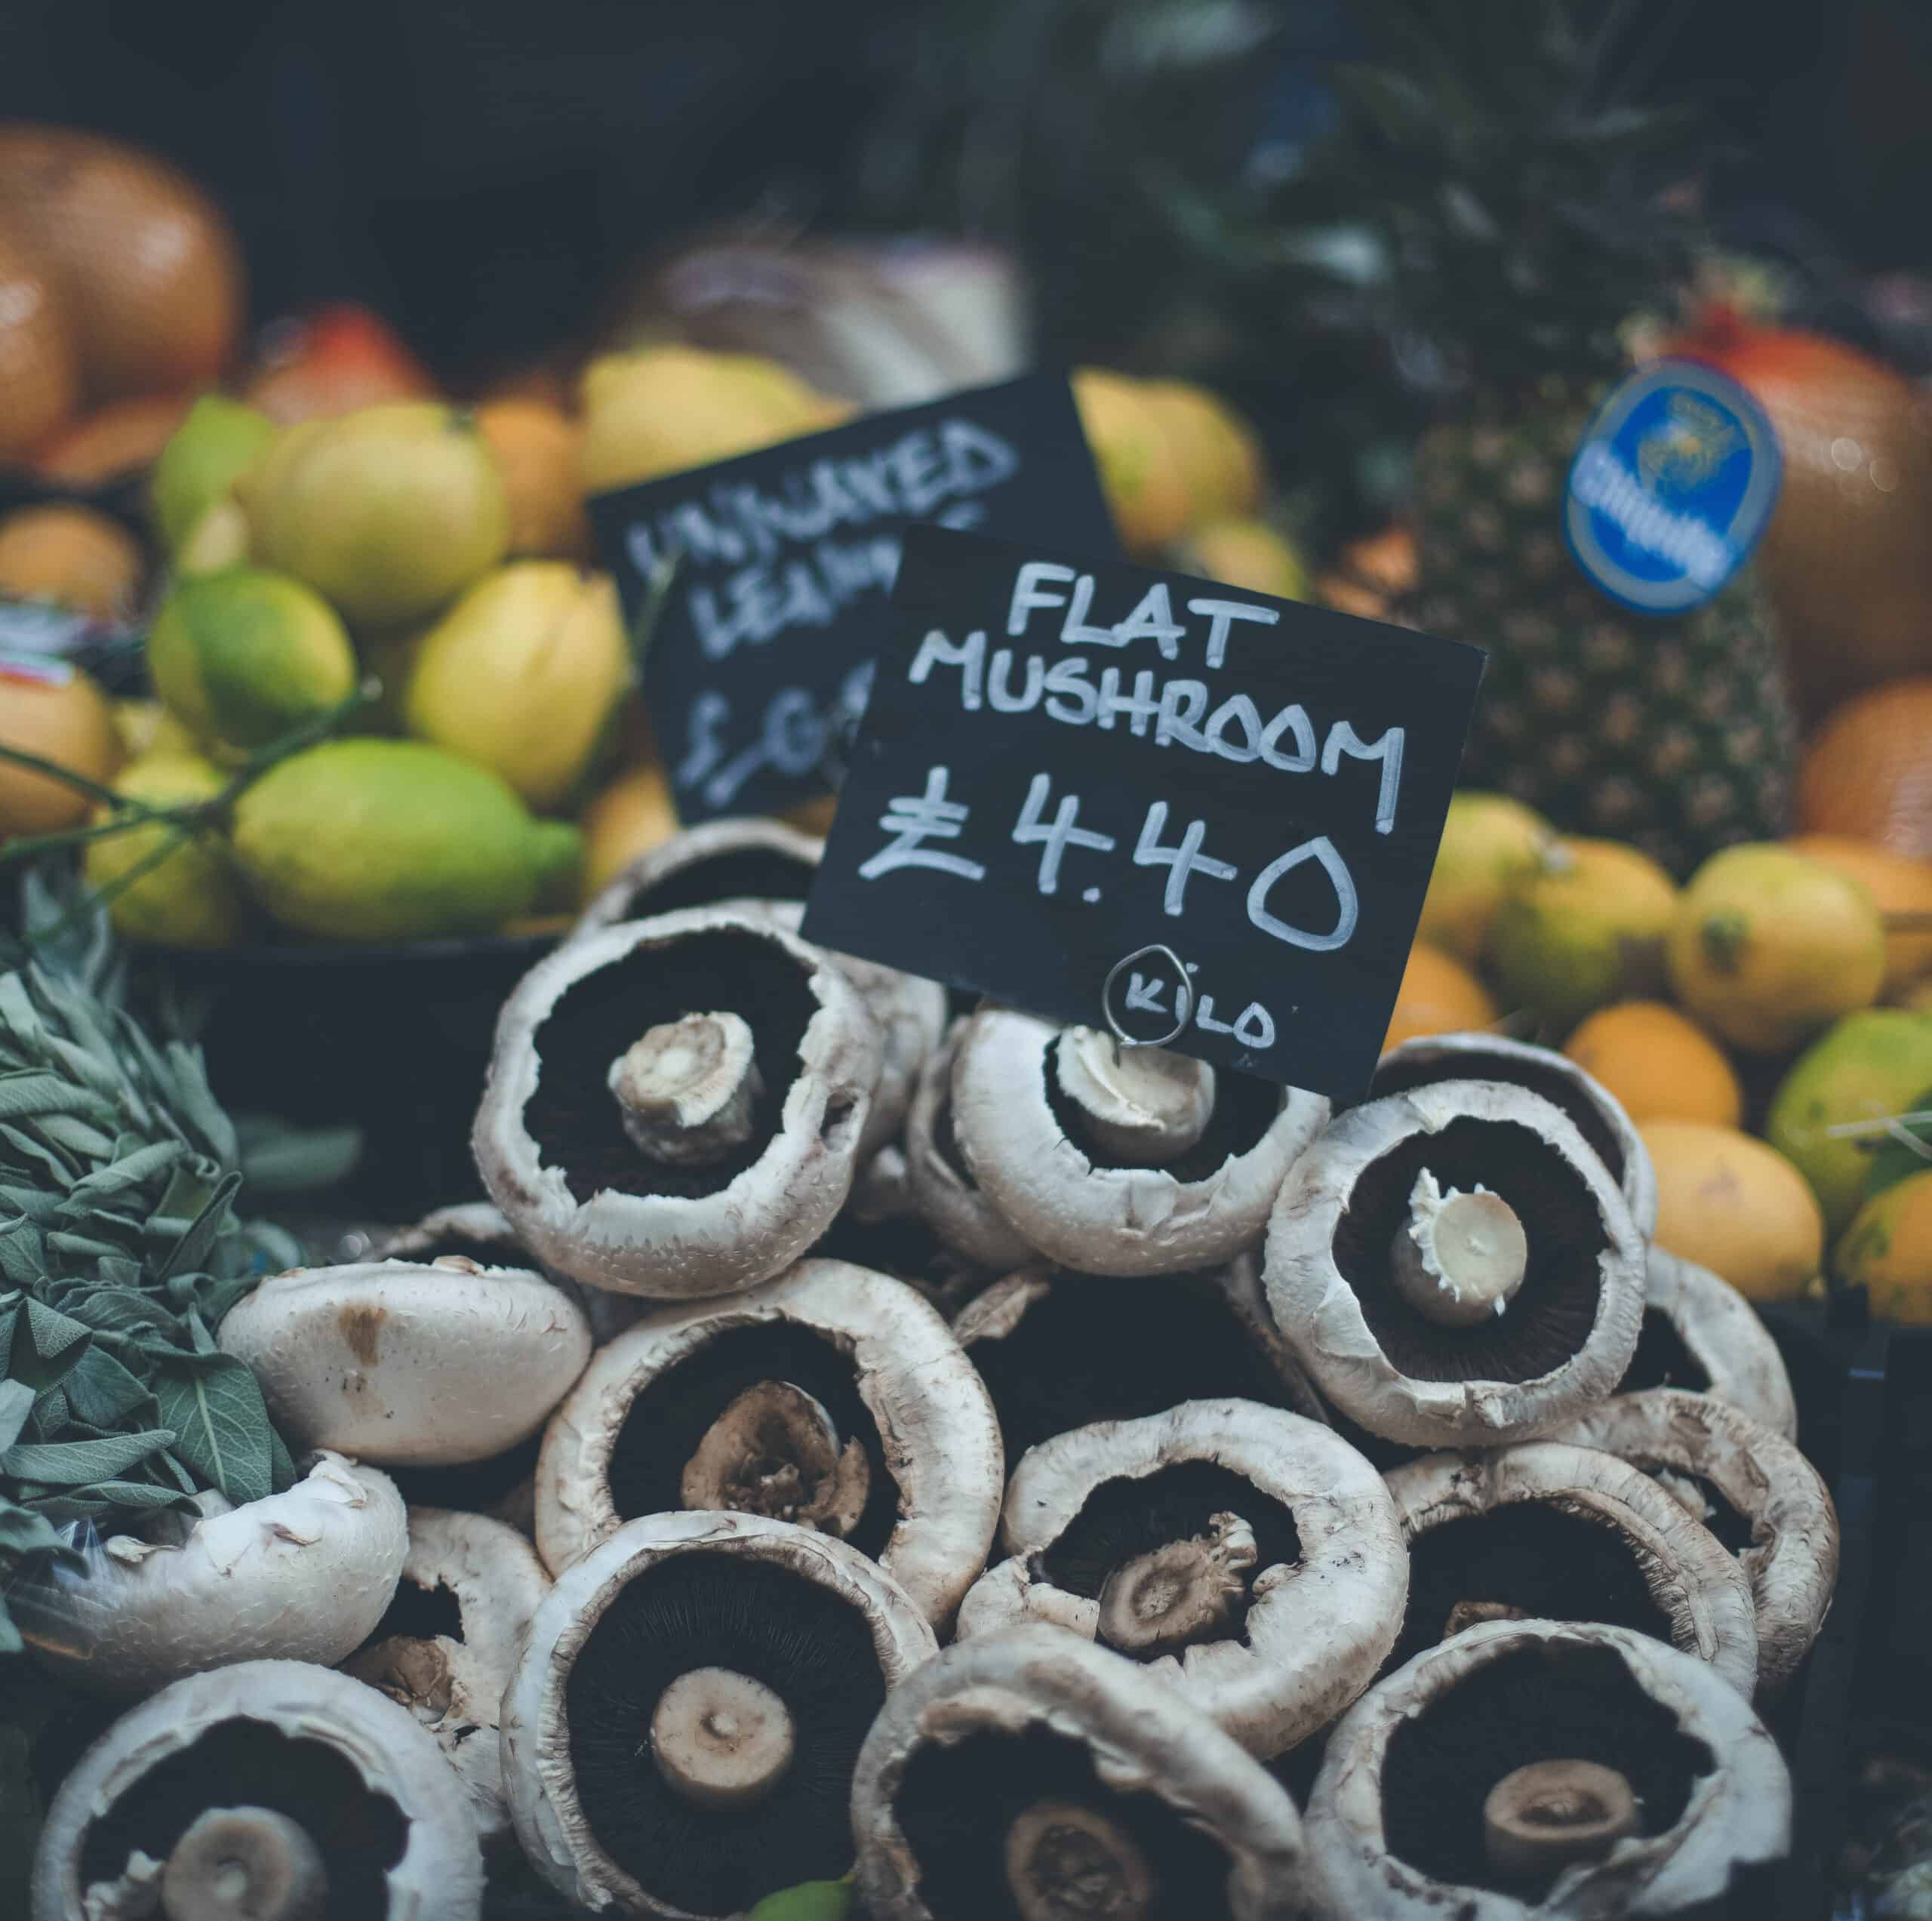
859,767 -> 986,883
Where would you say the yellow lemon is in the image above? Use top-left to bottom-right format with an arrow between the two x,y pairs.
84,751 -> 249,949
1836,1170 -> 1932,1322
1641,1120 -> 1824,1301
1140,380 -> 1266,524
1168,519 -> 1309,601
1420,792 -> 1554,967
1667,842 -> 1886,1053
1563,1001 -> 1743,1128
1071,368 -> 1192,556
149,393 -> 277,555
580,760 -> 679,901
1382,944 -> 1499,1054
1786,833 -> 1932,996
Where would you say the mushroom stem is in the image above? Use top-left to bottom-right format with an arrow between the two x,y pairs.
679,1380 -> 872,1539
1442,1599 -> 1530,1642
1054,1028 -> 1215,1167
160,1806 -> 327,1921
1390,1171 -> 1529,1327
609,1011 -> 764,1166
1096,1511 -> 1257,1658
1004,1799 -> 1157,1921
651,1667 -> 796,1811
1483,1759 -> 1640,1885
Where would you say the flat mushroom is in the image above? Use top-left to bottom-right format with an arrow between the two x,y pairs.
853,1624 -> 1321,1921
14,1452 -> 406,1698
341,1506 -> 552,1842
952,1256 -> 1325,1463
475,909 -> 882,1300
1265,1079 -> 1647,1448
1381,1439 -> 1759,1698
955,1399 -> 1408,1757
807,1141 -> 993,1316
1303,1618 -> 1791,1919
903,1021 -> 1037,1273
1372,1032 -> 1659,1238
1542,1388 -> 1838,1701
950,1009 -> 1331,1276
31,1656 -> 484,1921
535,1258 -> 1002,1629
219,1256 -> 593,1467
500,1508 -> 938,1919
1617,1248 -> 1799,1440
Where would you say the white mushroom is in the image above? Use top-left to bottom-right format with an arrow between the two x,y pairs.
1383,1439 -> 1760,1698
500,1508 -> 938,1919
1540,1388 -> 1838,1701
31,1658 -> 484,1921
1265,1080 -> 1647,1448
340,1506 -> 552,1842
1374,1031 -> 1659,1237
475,909 -> 883,1300
1621,1247 -> 1798,1439
1303,1618 -> 1791,1919
956,1399 -> 1408,1756
950,1009 -> 1331,1276
13,1452 -> 405,1697
366,1199 -> 530,1268
218,1258 -> 593,1467
535,1258 -> 1002,1630
903,1021 -> 1037,1272
853,1625 -> 1321,1921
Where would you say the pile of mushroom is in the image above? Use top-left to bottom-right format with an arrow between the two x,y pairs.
22,811 -> 1844,1921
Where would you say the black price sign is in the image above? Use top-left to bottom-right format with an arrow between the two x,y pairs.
586,372 -> 1116,824
801,527 -> 1486,1102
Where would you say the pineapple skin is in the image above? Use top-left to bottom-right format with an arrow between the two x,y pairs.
1406,408 -> 1798,879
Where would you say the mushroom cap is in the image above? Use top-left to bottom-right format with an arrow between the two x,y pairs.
1264,1080 -> 1647,1448
475,909 -> 884,1300
14,1452 -> 406,1697
1629,1248 -> 1798,1440
1383,1439 -> 1759,1697
1372,1033 -> 1659,1239
574,817 -> 825,941
219,1258 -> 593,1467
854,1624 -> 1319,1921
904,1020 -> 1038,1272
31,1657 -> 485,1921
1304,1618 -> 1790,1919
951,1010 -> 1331,1276
955,1399 -> 1408,1756
341,1505 -> 552,1840
367,1200 -> 530,1267
500,1508 -> 939,1918
1540,1389 -> 1838,1701
535,1258 -> 1002,1628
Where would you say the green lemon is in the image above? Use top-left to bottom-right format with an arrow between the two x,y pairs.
84,752 -> 251,950
1420,791 -> 1553,965
147,568 -> 358,759
746,1881 -> 854,1921
228,737 -> 580,941
1764,1009 -> 1932,1235
149,393 -> 278,555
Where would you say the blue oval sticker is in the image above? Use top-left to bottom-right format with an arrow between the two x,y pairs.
1564,358 -> 1782,615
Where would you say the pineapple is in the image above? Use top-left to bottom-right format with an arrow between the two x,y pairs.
1336,2 -> 1797,876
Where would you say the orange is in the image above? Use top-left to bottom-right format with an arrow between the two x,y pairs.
476,399 -> 591,561
1795,679 -> 1932,860
1836,1170 -> 1932,1322
0,661 -> 122,836
1562,1001 -> 1743,1128
1788,833 -> 1932,994
0,503 -> 144,620
579,761 -> 678,901
1641,1120 -> 1824,1302
0,206 -> 75,461
1381,943 -> 1498,1054
35,393 -> 196,485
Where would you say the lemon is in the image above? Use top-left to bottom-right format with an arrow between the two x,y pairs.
1420,792 -> 1553,965
1563,1001 -> 1743,1128
176,497 -> 251,576
242,403 -> 510,626
1484,837 -> 1677,1035
1836,1170 -> 1932,1322
1169,519 -> 1309,601
84,752 -> 249,949
1666,843 -> 1885,1054
229,738 -> 580,941
146,568 -> 358,759
1382,943 -> 1498,1054
150,393 -> 277,554
580,760 -> 678,901
110,698 -> 198,763
1762,1008 -> 1932,1234
1140,380 -> 1266,523
1072,368 -> 1192,556
1641,1119 -> 1824,1301
401,564 -> 630,811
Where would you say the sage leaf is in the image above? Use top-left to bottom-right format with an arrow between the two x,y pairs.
1,1427 -> 176,1485
152,1355 -> 273,1507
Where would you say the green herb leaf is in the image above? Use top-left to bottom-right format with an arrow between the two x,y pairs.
152,1355 -> 273,1507
1,1427 -> 176,1485
62,1346 -> 155,1430
0,1379 -> 35,1452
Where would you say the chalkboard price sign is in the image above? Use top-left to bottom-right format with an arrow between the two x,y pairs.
586,372 -> 1116,824
801,527 -> 1487,1102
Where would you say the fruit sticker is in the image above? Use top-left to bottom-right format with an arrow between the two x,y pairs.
1564,359 -> 1782,614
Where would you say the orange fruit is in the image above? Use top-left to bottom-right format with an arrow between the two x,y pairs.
0,660 -> 122,836
0,125 -> 243,402
1641,1120 -> 1825,1302
244,303 -> 439,426
1836,1170 -> 1932,1322
0,205 -> 76,461
1796,679 -> 1932,860
1788,833 -> 1932,993
1562,1001 -> 1743,1128
579,761 -> 678,901
476,399 -> 591,561
0,503 -> 144,620
35,393 -> 196,485
1381,943 -> 1499,1054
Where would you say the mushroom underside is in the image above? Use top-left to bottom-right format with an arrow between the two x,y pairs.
1616,1306 -> 1715,1397
598,843 -> 817,926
